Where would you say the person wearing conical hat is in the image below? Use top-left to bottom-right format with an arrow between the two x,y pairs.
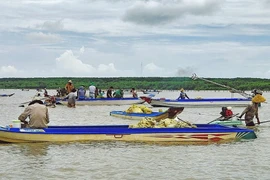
177,88 -> 189,100
238,93 -> 266,126
65,80 -> 74,94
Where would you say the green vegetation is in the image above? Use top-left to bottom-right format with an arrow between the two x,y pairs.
0,77 -> 270,91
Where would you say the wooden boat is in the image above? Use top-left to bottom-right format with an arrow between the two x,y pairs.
0,93 -> 15,97
141,97 -> 251,108
142,90 -> 161,95
110,107 -> 184,121
208,118 -> 244,127
56,97 -> 145,106
207,113 -> 244,127
209,120 -> 244,127
0,124 -> 256,144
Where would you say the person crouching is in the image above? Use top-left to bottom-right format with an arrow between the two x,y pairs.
66,88 -> 77,108
18,100 -> 49,129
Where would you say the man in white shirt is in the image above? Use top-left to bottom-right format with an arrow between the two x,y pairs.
89,82 -> 96,99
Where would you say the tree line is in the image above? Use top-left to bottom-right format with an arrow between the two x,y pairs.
0,77 -> 270,91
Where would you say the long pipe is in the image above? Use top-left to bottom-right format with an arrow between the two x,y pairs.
191,73 -> 251,99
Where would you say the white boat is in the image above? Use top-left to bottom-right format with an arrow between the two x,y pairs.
56,97 -> 145,106
141,97 -> 251,108
142,90 -> 161,95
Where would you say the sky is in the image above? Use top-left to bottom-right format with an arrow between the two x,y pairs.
1,0 -> 270,78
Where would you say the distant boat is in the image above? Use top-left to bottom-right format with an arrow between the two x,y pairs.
22,89 -> 30,91
110,107 -> 184,121
142,90 -> 161,95
141,96 -> 251,108
0,93 -> 15,97
56,97 -> 146,106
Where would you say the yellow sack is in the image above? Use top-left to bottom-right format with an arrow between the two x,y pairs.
126,105 -> 142,113
132,107 -> 143,113
140,106 -> 152,114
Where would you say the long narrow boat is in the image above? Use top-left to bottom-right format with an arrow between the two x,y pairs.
0,124 -> 256,144
0,93 -> 15,97
142,90 -> 161,95
141,97 -> 251,108
110,107 -> 184,121
56,97 -> 145,106
208,118 -> 244,127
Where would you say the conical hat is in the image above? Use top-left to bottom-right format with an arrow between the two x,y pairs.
252,94 -> 266,103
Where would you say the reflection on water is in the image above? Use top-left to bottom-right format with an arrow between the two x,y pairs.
15,143 -> 50,157
1,89 -> 270,179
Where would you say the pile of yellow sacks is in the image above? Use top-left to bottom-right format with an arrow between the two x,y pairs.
129,117 -> 197,128
125,104 -> 152,114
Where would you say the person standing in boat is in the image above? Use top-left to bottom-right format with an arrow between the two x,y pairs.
89,82 -> 96,99
177,88 -> 189,100
238,93 -> 266,126
95,86 -> 99,98
107,86 -> 114,98
65,80 -> 74,94
77,86 -> 86,100
113,89 -> 124,98
66,88 -> 77,108
44,88 -> 49,97
131,88 -> 138,98
18,100 -> 49,129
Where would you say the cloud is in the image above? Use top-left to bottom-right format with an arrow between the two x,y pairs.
0,65 -> 19,77
263,0 -> 270,5
143,62 -> 164,76
56,50 -> 95,74
25,32 -> 62,43
97,63 -> 117,73
0,65 -> 18,73
123,0 -> 223,25
177,67 -> 196,77
79,46 -> 85,54
37,20 -> 64,31
23,0 -> 65,5
55,48 -> 120,76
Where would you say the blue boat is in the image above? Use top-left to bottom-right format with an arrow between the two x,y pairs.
141,97 -> 251,108
0,93 -> 15,97
110,107 -> 184,121
0,124 -> 256,144
56,97 -> 145,106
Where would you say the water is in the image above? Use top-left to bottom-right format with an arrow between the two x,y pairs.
1,89 -> 270,180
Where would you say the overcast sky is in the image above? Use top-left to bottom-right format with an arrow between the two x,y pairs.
1,0 -> 270,78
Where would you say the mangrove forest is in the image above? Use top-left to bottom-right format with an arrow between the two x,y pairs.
0,77 -> 270,91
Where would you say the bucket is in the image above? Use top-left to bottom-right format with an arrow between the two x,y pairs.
12,120 -> 21,128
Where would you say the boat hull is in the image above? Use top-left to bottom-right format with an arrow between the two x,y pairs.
209,120 -> 244,126
110,111 -> 168,120
0,124 -> 256,144
110,107 -> 184,121
142,90 -> 160,95
147,98 -> 251,108
0,93 -> 15,97
56,97 -> 145,106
